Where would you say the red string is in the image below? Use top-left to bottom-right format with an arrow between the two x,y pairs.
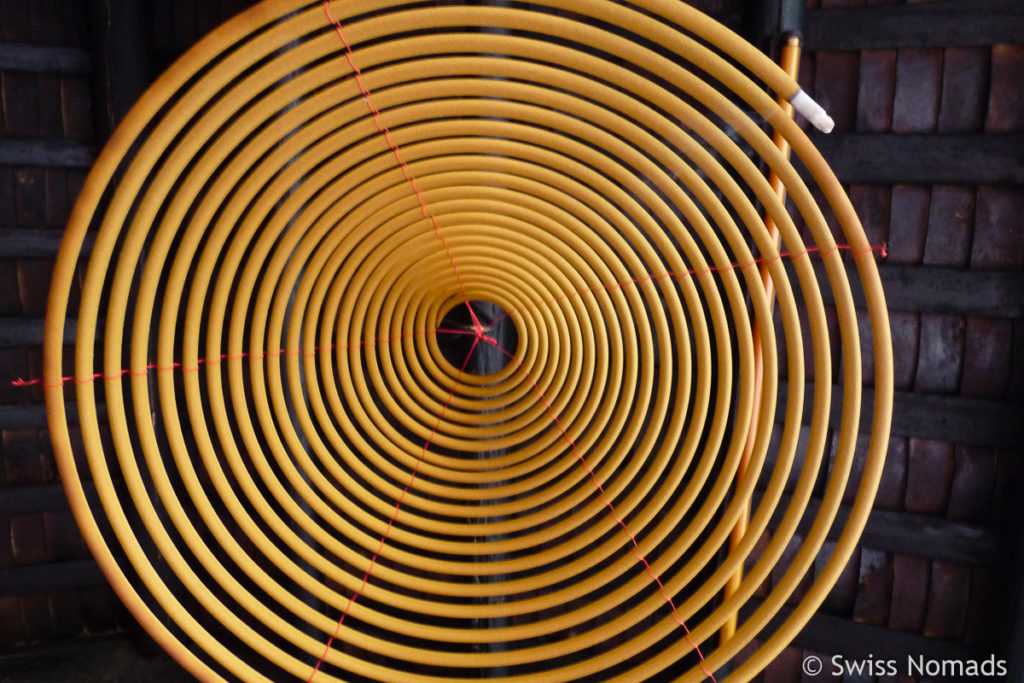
321,0 -> 473,312
10,328 -> 439,388
12,243 -> 886,389
484,340 -> 720,682
486,242 -> 887,330
307,331 -> 481,682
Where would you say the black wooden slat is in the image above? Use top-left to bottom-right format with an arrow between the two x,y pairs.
801,261 -> 1024,319
0,317 -> 76,347
0,561 -> 105,596
0,228 -> 93,258
0,139 -> 95,168
790,607 -> 979,663
809,133 -> 1024,185
742,598 -> 980,661
0,404 -> 52,429
778,383 -> 1024,449
0,41 -> 91,74
0,483 -> 69,515
0,634 -> 194,682
761,492 -> 999,565
0,402 -> 105,429
891,392 -> 1023,449
805,0 -> 1024,50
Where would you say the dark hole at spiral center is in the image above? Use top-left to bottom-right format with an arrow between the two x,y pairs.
438,300 -> 518,375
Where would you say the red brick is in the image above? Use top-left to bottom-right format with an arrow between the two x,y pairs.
36,73 -> 63,138
856,49 -> 896,132
813,52 -> 860,133
986,45 -> 1024,132
0,0 -> 32,42
1012,319 -> 1024,400
45,509 -> 87,561
892,49 -> 943,133
0,596 -> 24,644
992,451 -> 1019,520
914,313 -> 965,395
0,166 -> 12,217
763,646 -> 804,683
1,429 -> 46,484
961,316 -> 1013,399
771,535 -> 813,606
60,76 -> 94,141
947,445 -> 998,522
922,185 -> 974,267
49,590 -> 84,639
17,260 -> 53,317
745,529 -> 773,599
938,47 -> 990,132
874,436 -> 907,510
66,169 -> 87,210
888,554 -> 929,631
63,1 -> 91,48
905,438 -> 954,514
44,168 -> 70,228
10,513 -> 50,565
971,186 -> 1024,270
0,517 -> 12,568
1,72 -> 39,136
923,561 -> 970,639
963,566 -> 995,644
80,585 -> 119,633
30,0 -> 65,44
19,594 -> 53,641
848,184 -> 890,248
14,167 -> 45,226
852,549 -> 891,626
817,542 -> 860,616
886,185 -> 929,265
0,260 -> 21,316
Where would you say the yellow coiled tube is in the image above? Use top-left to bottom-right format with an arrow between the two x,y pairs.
44,1 -> 892,680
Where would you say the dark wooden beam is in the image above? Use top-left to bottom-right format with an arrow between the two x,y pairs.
792,608 -> 978,662
890,392 -> 1023,450
809,133 -> 1024,185
1,229 -> 64,258
0,561 -> 105,596
0,403 -> 106,429
759,493 -> 1000,565
799,261 -> 1024,319
90,0 -> 152,139
0,404 -> 52,429
0,42 -> 91,74
0,139 -> 95,168
777,383 -> 1024,450
0,318 -> 76,347
0,484 -> 70,516
0,634 -> 193,682
805,0 -> 1024,50
742,598 -> 980,661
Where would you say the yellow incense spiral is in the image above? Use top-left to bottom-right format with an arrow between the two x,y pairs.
43,1 -> 892,680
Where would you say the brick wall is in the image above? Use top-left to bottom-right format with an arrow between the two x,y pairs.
1,0 -> 1021,679
751,0 -> 1024,679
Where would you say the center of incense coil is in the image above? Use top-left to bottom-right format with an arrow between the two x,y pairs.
439,300 -> 519,375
